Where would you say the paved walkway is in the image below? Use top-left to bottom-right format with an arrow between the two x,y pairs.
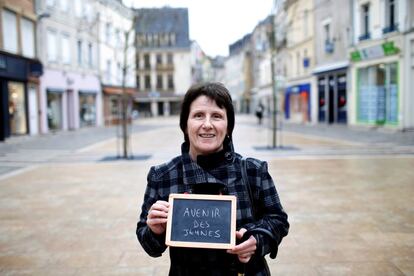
0,115 -> 413,275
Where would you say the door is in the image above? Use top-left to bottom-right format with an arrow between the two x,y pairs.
67,89 -> 75,130
8,81 -> 27,135
28,85 -> 38,135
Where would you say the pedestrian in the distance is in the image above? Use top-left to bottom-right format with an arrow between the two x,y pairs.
255,103 -> 264,125
136,82 -> 289,275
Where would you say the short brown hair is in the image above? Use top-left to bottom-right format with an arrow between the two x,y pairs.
179,82 -> 235,142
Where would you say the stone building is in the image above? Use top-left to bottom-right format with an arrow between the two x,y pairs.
134,7 -> 192,117
0,0 -> 43,141
35,0 -> 102,133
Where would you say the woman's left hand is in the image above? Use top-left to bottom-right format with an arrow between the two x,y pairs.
227,228 -> 257,263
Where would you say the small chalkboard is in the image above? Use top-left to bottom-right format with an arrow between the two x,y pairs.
165,193 -> 237,249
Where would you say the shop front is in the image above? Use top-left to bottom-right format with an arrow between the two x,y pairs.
102,86 -> 136,125
79,91 -> 97,127
40,69 -> 102,133
46,89 -> 63,131
356,62 -> 399,125
0,52 -> 42,141
284,83 -> 311,123
350,40 -> 401,128
315,68 -> 348,124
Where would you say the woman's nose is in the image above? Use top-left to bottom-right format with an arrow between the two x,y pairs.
202,118 -> 213,128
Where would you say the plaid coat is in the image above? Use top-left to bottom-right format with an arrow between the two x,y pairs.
136,141 -> 289,275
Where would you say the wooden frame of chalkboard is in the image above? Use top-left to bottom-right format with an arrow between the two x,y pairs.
165,193 -> 237,249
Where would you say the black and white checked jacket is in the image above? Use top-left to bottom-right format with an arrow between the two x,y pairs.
136,142 -> 289,275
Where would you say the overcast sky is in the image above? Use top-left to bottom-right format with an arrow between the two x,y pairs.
122,0 -> 274,57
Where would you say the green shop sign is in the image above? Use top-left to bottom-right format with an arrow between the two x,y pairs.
350,41 -> 400,62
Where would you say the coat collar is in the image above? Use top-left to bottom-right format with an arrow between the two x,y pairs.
180,137 -> 235,189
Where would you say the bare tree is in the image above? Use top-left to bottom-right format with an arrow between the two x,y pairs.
119,21 -> 135,159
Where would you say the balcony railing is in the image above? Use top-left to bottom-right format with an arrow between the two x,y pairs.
358,32 -> 371,41
382,24 -> 398,34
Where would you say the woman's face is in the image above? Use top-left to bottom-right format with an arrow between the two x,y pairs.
187,95 -> 228,160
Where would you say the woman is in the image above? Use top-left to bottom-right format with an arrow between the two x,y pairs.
136,82 -> 289,275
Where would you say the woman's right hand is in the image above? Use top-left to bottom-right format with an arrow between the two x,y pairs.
147,200 -> 169,235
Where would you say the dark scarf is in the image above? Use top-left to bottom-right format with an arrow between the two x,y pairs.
180,136 -> 234,195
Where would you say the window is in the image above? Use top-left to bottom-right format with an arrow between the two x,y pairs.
115,29 -> 121,48
296,52 -> 300,75
360,3 -> 370,40
167,53 -> 173,65
84,3 -> 93,22
46,0 -> 55,8
357,62 -> 398,124
60,0 -> 69,12
77,40 -> 82,65
156,54 -> 162,65
106,59 -> 112,82
303,10 -> 309,38
147,33 -> 153,46
144,54 -> 150,69
384,0 -> 398,33
47,31 -> 58,62
74,0 -> 82,17
136,55 -> 140,69
156,74 -> 163,90
169,33 -> 176,46
136,33 -> 145,47
105,23 -> 112,44
144,75 -> 151,89
411,0 -> 414,28
21,17 -> 35,58
323,22 -> 334,53
324,23 -> 331,43
154,33 -> 159,46
2,9 -> 18,53
61,34 -> 70,64
136,75 -> 141,90
88,43 -> 93,68
117,62 -> 122,83
167,74 -> 174,89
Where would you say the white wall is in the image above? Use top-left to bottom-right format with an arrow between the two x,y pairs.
174,51 -> 192,94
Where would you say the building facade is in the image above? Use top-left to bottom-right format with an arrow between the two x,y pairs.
35,0 -> 102,134
349,0 -> 414,130
190,40 -> 214,84
98,0 -> 136,125
0,0 -> 42,141
134,7 -> 192,117
313,0 -> 352,125
250,16 -> 273,117
226,34 -> 253,113
284,0 -> 315,123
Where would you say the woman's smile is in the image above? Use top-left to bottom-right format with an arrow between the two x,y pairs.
187,95 -> 228,160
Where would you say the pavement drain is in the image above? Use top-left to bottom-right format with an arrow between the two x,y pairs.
99,155 -> 152,162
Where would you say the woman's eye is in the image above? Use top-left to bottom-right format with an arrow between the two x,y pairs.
194,113 -> 203,119
212,114 -> 223,119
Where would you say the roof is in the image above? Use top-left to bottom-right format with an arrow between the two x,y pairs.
134,7 -> 190,48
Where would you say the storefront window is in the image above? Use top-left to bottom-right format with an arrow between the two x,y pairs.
8,82 -> 27,135
79,93 -> 96,127
47,91 -> 63,130
357,62 -> 398,124
110,96 -> 120,118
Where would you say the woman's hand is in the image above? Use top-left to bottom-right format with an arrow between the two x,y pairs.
147,200 -> 169,235
227,228 -> 257,263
